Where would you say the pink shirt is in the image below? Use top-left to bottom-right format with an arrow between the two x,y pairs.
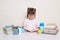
24,18 -> 39,30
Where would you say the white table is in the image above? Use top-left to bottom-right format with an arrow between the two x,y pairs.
0,28 -> 60,40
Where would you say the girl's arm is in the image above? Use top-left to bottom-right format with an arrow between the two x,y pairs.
36,25 -> 40,29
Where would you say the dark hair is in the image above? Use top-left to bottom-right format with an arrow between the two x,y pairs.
27,8 -> 36,18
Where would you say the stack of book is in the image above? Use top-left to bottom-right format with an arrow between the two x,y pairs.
44,23 -> 58,35
3,25 -> 25,35
44,23 -> 57,29
3,25 -> 13,35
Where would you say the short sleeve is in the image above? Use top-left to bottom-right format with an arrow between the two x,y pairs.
23,19 -> 27,27
35,19 -> 39,27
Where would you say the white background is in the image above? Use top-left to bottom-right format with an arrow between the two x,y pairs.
0,0 -> 60,28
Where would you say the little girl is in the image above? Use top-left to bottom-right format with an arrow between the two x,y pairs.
23,8 -> 39,32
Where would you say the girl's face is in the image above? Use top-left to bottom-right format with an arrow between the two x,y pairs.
28,14 -> 35,20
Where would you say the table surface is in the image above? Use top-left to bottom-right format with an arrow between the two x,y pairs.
0,32 -> 60,40
0,28 -> 60,40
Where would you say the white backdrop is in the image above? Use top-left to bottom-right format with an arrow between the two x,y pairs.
0,0 -> 60,28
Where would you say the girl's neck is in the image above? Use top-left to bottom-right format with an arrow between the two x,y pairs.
28,18 -> 35,20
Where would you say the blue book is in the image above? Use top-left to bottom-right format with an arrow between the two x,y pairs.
13,29 -> 19,35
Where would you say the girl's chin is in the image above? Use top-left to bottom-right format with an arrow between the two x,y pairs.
29,18 -> 34,20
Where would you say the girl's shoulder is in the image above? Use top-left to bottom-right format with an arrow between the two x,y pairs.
25,19 -> 29,21
34,18 -> 37,20
24,19 -> 29,22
